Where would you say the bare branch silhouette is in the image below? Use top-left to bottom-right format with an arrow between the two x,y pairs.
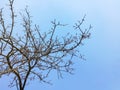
0,0 -> 92,90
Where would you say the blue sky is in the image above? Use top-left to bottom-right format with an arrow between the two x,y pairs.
0,0 -> 120,90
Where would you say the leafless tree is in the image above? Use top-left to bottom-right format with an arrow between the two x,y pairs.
0,0 -> 92,90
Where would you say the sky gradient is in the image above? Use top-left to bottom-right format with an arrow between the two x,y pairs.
0,0 -> 120,90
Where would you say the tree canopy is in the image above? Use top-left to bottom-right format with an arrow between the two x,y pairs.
0,0 -> 92,90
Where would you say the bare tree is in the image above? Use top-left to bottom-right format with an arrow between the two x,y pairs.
0,0 -> 92,90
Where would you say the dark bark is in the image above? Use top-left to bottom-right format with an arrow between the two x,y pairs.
0,0 -> 92,90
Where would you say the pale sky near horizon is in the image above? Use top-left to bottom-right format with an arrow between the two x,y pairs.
0,0 -> 120,90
